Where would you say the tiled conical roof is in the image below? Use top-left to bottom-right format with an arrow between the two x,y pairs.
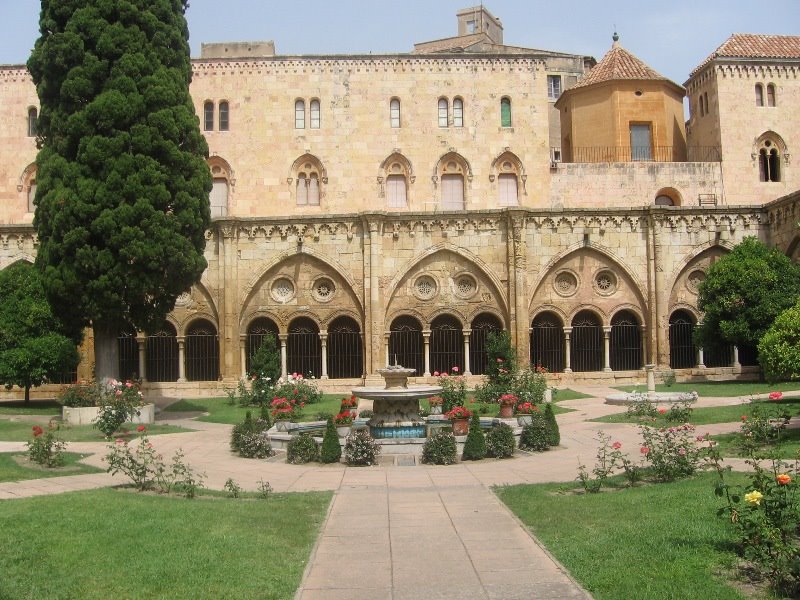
568,37 -> 672,90
690,33 -> 800,77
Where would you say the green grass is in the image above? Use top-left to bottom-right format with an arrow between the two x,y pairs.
164,394 -> 346,424
552,388 -> 594,401
593,396 -> 800,426
0,420 -> 192,442
711,428 -> 800,458
0,487 -> 332,599
0,452 -> 103,482
615,380 -> 800,397
0,399 -> 62,415
496,472 -> 749,600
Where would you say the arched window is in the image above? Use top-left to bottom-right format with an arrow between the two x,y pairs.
703,92 -> 709,114
430,314 -> 464,374
498,174 -> 518,206
438,98 -> 449,128
469,314 -> 502,376
389,316 -> 424,375
453,97 -> 464,127
654,188 -> 681,206
291,154 -> 325,206
117,330 -> 139,381
492,151 -> 524,206
530,312 -> 564,372
386,175 -> 407,208
755,84 -> 764,107
287,317 -> 321,378
610,311 -> 642,371
500,97 -> 512,128
437,153 -> 470,211
390,98 -> 401,128
668,310 -> 696,369
27,107 -> 37,137
185,319 -> 220,382
327,316 -> 363,379
655,195 -> 674,206
296,174 -> 308,205
381,152 -> 413,209
699,96 -> 705,117
208,157 -> 233,218
309,99 -> 320,129
146,324 -> 179,382
767,84 -> 776,107
218,101 -> 229,131
246,317 -> 280,374
294,99 -> 305,129
27,179 -> 37,213
759,142 -> 781,182
570,310 -> 603,372
203,101 -> 214,131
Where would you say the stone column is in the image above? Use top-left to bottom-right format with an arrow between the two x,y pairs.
563,327 -> 573,373
365,219 -> 383,376
640,327 -> 647,370
219,225 -> 240,382
463,328 -> 472,376
733,346 -> 741,369
177,336 -> 186,382
279,334 -> 288,380
509,212 -> 530,365
383,332 -> 391,367
645,213 -> 661,366
319,331 -> 329,379
136,333 -> 147,383
645,364 -> 656,400
423,330 -> 432,377
602,326 -> 612,372
240,334 -> 247,378
698,347 -> 706,369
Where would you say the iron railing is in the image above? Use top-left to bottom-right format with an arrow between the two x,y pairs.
430,319 -> 464,375
389,318 -> 424,375
287,319 -> 322,378
553,146 -> 721,163
146,329 -> 179,382
469,316 -> 502,376
530,318 -> 565,373
610,322 -> 643,371
185,323 -> 220,382
118,333 -> 139,380
327,320 -> 363,379
571,315 -> 603,372
246,318 -> 280,374
668,313 -> 696,369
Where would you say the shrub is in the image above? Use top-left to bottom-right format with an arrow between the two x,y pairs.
576,431 -> 643,493
224,478 -> 242,499
486,423 -> 515,458
286,433 -> 319,464
249,335 -> 281,388
625,391 -> 658,419
58,381 -> 103,407
270,396 -> 303,421
94,380 -> 144,438
358,409 -> 374,419
760,298 -> 800,383
639,423 -> 702,481
333,410 -> 354,426
664,399 -> 693,423
320,417 -> 342,464
344,429 -> 380,466
230,411 -> 273,459
543,402 -> 560,446
421,431 -> 457,465
512,367 -> 548,405
272,372 -> 322,406
519,413 -> 549,452
27,424 -> 65,467
461,413 -> 486,461
436,369 -> 467,413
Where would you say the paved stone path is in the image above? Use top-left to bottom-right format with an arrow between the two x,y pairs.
0,386 -> 777,598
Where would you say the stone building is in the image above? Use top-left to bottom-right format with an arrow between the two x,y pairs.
0,8 -> 798,396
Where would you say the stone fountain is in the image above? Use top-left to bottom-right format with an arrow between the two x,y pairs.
352,364 -> 441,439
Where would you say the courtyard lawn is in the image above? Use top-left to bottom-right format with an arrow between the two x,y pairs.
614,380 -> 800,397
0,452 -> 104,482
0,420 -> 192,443
0,487 -> 331,600
496,472 -> 748,600
552,388 -> 594,401
593,396 -> 800,426
0,399 -> 62,415
164,394 -> 346,424
711,427 -> 800,458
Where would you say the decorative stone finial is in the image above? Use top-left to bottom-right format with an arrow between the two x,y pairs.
612,31 -> 619,44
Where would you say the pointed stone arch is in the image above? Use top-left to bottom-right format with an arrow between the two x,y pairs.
378,151 -> 414,208
288,153 -> 327,206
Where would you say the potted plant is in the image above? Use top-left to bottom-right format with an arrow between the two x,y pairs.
333,410 -> 354,437
270,396 -> 303,431
445,405 -> 473,436
428,396 -> 444,415
498,393 -> 518,418
515,401 -> 539,425
340,395 -> 359,411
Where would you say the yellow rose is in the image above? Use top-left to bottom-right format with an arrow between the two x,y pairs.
744,490 -> 764,506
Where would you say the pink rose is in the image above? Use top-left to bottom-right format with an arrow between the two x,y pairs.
452,367 -> 459,373
640,447 -> 650,455
612,441 -> 622,450
769,391 -> 783,401
433,371 -> 440,377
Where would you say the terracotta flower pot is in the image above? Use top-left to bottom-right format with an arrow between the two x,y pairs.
499,404 -> 514,418
452,418 -> 469,436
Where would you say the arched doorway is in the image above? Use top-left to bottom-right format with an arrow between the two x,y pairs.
185,319 -> 220,381
530,312 -> 565,372
146,323 -> 179,382
571,310 -> 603,372
287,317 -> 322,378
118,330 -> 139,380
610,311 -> 643,371
246,317 -> 280,374
327,316 -> 363,379
430,314 -> 464,374
389,316 -> 424,375
469,313 -> 503,376
669,310 -> 696,369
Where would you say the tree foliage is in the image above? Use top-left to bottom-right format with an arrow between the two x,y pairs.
759,298 -> 800,383
0,262 -> 79,403
695,237 -> 800,353
27,0 -> 211,378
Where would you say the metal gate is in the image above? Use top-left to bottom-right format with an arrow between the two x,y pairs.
118,332 -> 139,380
388,316 -> 424,375
738,345 -> 759,367
287,317 -> 321,378
610,311 -> 643,371
530,312 -> 564,372
669,310 -> 696,369
469,314 -> 502,376
430,315 -> 464,374
246,317 -> 279,374
185,320 -> 220,381
704,344 -> 732,368
571,311 -> 603,372
327,316 -> 363,379
146,326 -> 179,382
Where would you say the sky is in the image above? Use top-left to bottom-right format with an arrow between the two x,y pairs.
1,1 -> 798,85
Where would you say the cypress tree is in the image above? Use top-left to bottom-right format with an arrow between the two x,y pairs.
544,402 -> 560,446
320,417 -> 342,463
461,413 -> 486,461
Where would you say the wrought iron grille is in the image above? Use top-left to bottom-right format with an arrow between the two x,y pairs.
287,317 -> 321,378
530,313 -> 565,372
571,312 -> 603,372
430,315 -> 464,374
246,318 -> 279,374
185,320 -> 220,382
669,311 -> 696,369
146,326 -> 179,382
49,369 -> 78,385
555,145 -> 722,163
704,344 -> 732,368
327,316 -> 363,379
389,316 -> 424,375
610,312 -> 643,371
469,314 -> 502,376
118,332 -> 139,380
738,345 -> 759,367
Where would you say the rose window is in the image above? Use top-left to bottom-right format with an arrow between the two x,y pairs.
594,270 -> 617,295
312,278 -> 335,302
455,275 -> 476,298
687,270 -> 706,293
415,276 -> 437,300
271,278 -> 295,302
553,272 -> 578,296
